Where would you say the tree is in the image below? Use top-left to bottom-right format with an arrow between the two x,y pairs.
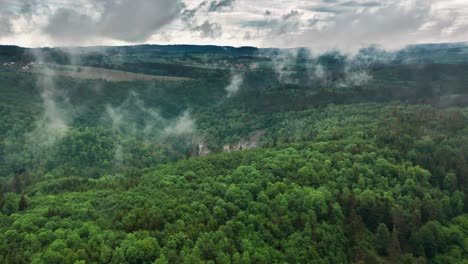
11,174 -> 23,193
18,194 -> 28,211
0,183 -> 4,209
375,223 -> 391,255
2,193 -> 18,215
411,221 -> 444,259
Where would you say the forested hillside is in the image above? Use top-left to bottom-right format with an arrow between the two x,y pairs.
0,44 -> 467,263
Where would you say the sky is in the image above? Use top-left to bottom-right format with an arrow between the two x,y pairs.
0,0 -> 468,51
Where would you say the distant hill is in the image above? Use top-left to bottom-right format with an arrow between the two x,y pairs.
1,42 -> 467,63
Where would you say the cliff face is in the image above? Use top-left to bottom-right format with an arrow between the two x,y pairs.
192,130 -> 266,157
191,138 -> 211,157
197,141 -> 211,156
222,130 -> 266,153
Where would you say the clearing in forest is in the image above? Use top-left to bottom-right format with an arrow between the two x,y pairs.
31,65 -> 192,82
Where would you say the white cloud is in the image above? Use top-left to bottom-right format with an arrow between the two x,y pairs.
0,0 -> 467,50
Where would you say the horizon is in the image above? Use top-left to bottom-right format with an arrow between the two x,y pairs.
2,41 -> 468,52
1,0 -> 468,52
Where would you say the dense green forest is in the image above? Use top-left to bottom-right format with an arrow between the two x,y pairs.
0,44 -> 467,263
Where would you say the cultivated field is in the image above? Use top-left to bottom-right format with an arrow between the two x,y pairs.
31,65 -> 192,82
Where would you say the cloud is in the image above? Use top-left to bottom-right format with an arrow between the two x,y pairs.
98,0 -> 184,42
277,10 -> 301,34
193,20 -> 223,38
307,0 -> 382,13
0,1 -> 22,37
1,0 -> 468,49
43,8 -> 97,43
309,6 -> 343,14
243,10 -> 302,36
265,0 -> 468,51
180,1 -> 229,39
42,0 -> 184,44
0,15 -> 13,37
208,0 -> 237,12
339,1 -> 381,8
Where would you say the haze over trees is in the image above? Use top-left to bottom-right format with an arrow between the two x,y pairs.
0,44 -> 467,263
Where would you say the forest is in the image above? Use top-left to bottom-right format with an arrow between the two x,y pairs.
0,44 -> 467,263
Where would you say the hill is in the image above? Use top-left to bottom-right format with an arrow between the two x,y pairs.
0,43 -> 467,263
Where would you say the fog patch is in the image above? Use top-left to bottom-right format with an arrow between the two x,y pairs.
225,73 -> 244,97
104,92 -> 197,162
163,111 -> 196,137
105,105 -> 125,133
27,57 -> 76,145
104,92 -> 166,139
339,70 -> 373,87
266,47 -> 376,88
270,49 -> 300,83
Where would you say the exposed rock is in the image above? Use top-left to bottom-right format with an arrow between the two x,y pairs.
192,138 -> 211,157
197,141 -> 211,156
192,130 -> 266,157
222,130 -> 265,153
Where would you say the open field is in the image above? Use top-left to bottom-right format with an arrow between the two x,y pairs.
31,65 -> 192,82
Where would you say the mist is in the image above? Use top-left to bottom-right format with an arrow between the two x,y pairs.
1,1 -> 468,263
225,73 -> 244,97
26,54 -> 76,145
265,47 -> 377,88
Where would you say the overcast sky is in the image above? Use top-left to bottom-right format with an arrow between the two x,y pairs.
0,0 -> 467,51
